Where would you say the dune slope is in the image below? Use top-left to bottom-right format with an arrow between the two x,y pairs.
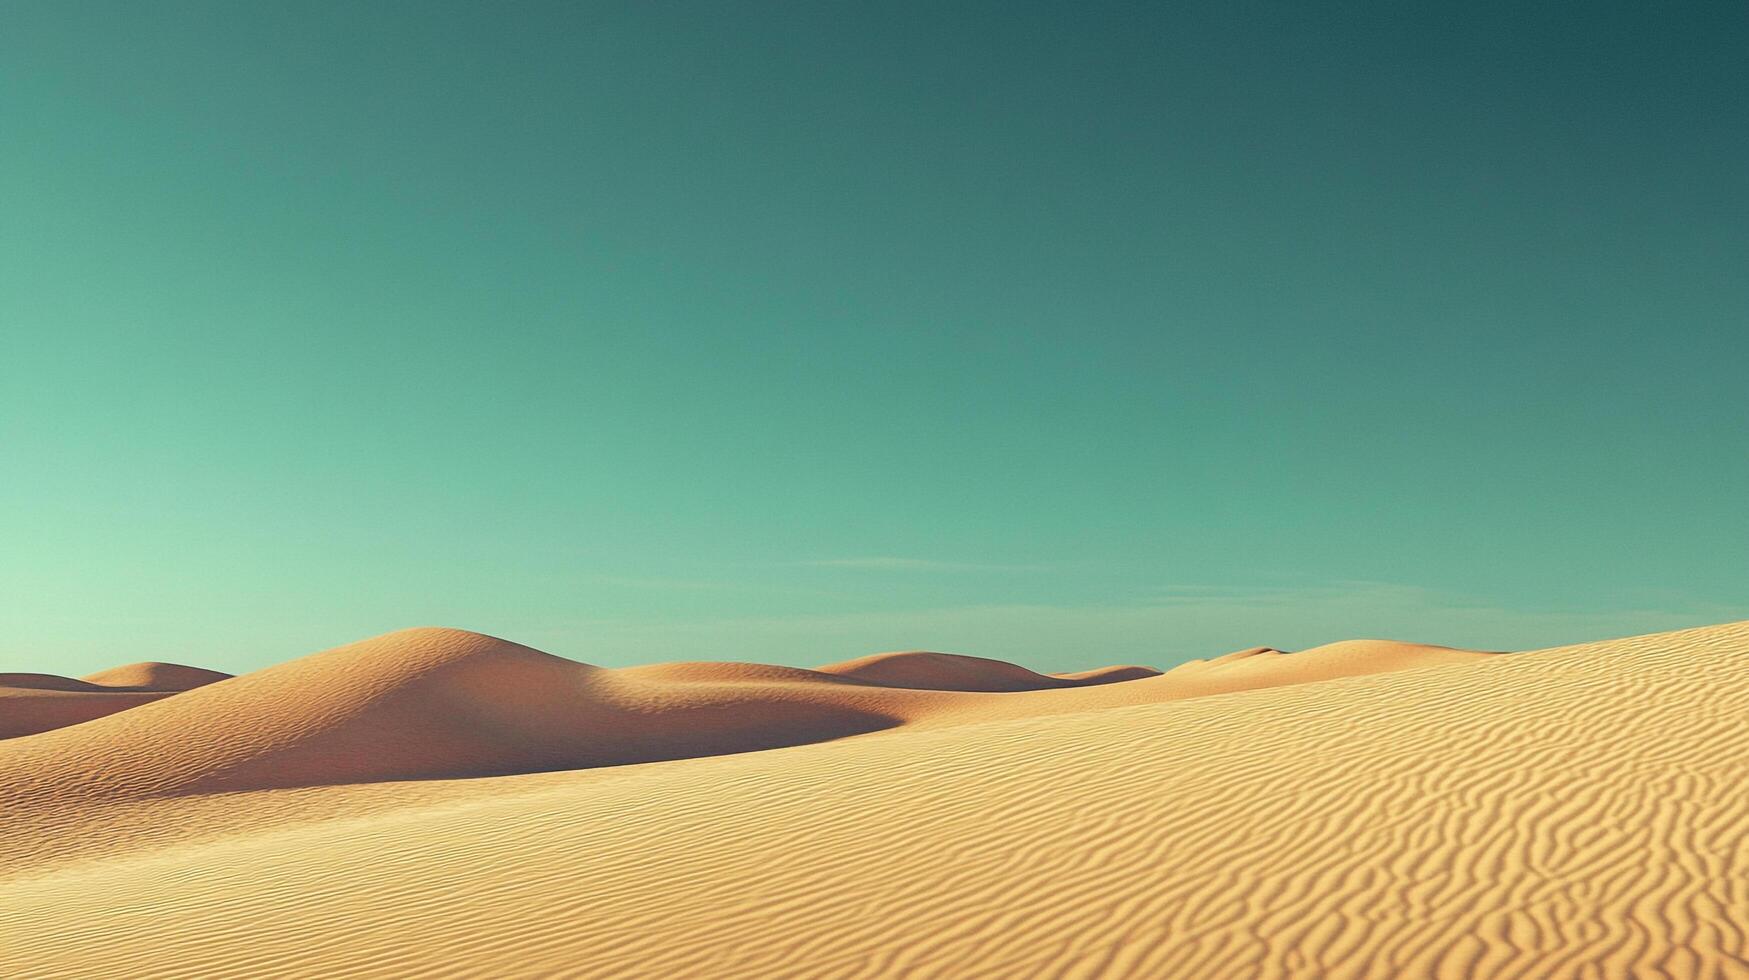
0,629 -> 928,797
3,621 -> 1747,977
0,660 -> 233,740
0,689 -> 172,740
817,649 -> 1160,691
0,629 -> 1460,799
80,662 -> 233,691
1151,638 -> 1494,699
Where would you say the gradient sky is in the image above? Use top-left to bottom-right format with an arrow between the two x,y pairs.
3,2 -> 1746,677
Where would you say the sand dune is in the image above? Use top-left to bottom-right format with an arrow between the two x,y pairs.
80,661 -> 233,691
0,629 -> 916,797
0,630 -> 1460,797
1151,638 -> 1495,699
818,649 -> 1160,691
0,689 -> 170,740
0,660 -> 233,740
0,673 -> 114,692
1053,664 -> 1165,684
3,621 -> 1747,977
0,630 -> 1173,798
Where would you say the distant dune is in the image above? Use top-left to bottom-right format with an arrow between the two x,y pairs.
80,661 -> 233,691
0,661 -> 231,740
817,649 -> 1161,691
4,621 -> 1747,976
1151,638 -> 1494,699
0,629 -> 1477,795
0,629 -> 904,796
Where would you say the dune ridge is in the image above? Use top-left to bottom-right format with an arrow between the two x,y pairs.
0,629 -> 1490,799
81,662 -> 233,691
1150,638 -> 1495,699
0,629 -> 905,798
817,649 -> 1161,691
0,673 -> 115,693
0,660 -> 233,740
8,622 -> 1746,976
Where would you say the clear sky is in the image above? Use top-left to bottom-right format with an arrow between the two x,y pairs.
3,2 -> 1745,677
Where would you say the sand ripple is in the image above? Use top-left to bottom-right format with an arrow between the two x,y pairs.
2,622 -> 1745,977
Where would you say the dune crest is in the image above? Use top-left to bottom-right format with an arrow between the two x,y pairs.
0,660 -> 233,740
0,628 -> 913,796
0,630 -> 1485,794
2,621 -> 1746,978
0,629 -> 1175,797
817,650 -> 1160,692
0,689 -> 170,740
0,673 -> 109,693
1153,637 -> 1495,699
1052,664 -> 1162,684
80,662 -> 233,691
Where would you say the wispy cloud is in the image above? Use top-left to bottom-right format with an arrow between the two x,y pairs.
577,574 -> 848,598
1142,579 -> 1418,605
795,557 -> 1051,573
528,582 -> 1748,673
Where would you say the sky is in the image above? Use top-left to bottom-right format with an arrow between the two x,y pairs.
2,1 -> 1745,677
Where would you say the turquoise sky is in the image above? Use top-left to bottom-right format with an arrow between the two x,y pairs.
4,2 -> 1745,676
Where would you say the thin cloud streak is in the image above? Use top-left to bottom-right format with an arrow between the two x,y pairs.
795,557 -> 1052,573
533,583 -> 1748,673
578,574 -> 848,598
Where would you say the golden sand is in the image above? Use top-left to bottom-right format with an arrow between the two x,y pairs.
2,622 -> 1744,977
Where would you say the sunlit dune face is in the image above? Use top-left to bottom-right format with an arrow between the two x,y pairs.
5,622 -> 1746,977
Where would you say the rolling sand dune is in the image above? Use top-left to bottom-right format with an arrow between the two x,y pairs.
3,621 -> 1747,977
80,661 -> 233,691
1152,638 -> 1494,699
1053,663 -> 1165,684
0,661 -> 232,740
0,673 -> 114,692
0,629 -> 914,798
0,629 -> 1472,799
818,649 -> 1160,691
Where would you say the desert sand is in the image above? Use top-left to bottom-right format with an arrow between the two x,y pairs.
0,661 -> 231,740
2,621 -> 1746,977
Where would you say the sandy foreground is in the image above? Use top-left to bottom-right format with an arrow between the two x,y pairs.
1,621 -> 1747,977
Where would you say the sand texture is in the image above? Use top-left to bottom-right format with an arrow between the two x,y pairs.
0,661 -> 232,740
2,621 -> 1747,977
